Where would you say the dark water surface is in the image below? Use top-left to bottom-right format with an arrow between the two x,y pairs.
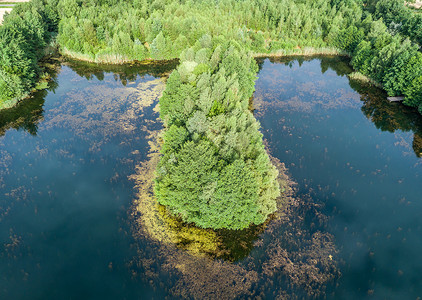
0,60 -> 176,299
254,56 -> 422,299
0,56 -> 421,299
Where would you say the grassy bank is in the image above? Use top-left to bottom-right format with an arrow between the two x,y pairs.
253,47 -> 347,58
60,48 -> 144,65
347,72 -> 383,88
61,46 -> 347,65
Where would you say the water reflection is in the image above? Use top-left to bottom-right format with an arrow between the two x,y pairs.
0,62 -> 60,137
0,59 -> 178,139
257,55 -> 352,77
0,60 -> 182,299
64,58 -> 179,85
355,82 -> 422,158
254,56 -> 422,299
155,203 -> 267,262
130,132 -> 340,298
0,93 -> 45,136
256,56 -> 422,158
1,55 -> 421,298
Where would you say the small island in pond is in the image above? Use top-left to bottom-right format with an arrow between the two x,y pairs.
155,44 -> 280,229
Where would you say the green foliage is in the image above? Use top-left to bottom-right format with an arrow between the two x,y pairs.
382,40 -> 419,96
2,0 -> 421,231
208,100 -> 226,117
333,25 -> 364,53
351,41 -> 373,75
349,7 -> 422,109
151,31 -> 168,60
53,0 -> 368,62
366,0 -> 422,46
156,47 -> 280,229
0,0 -> 57,107
404,76 -> 422,110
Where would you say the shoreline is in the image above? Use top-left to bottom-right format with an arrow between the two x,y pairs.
253,46 -> 349,58
347,71 -> 383,88
0,47 -> 380,111
61,48 -> 179,65
62,46 -> 348,64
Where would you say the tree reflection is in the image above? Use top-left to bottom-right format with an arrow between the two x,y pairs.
320,56 -> 422,158
256,55 -> 422,158
64,58 -> 179,85
0,59 -> 178,137
257,55 -> 353,77
350,79 -> 422,158
0,61 -> 60,137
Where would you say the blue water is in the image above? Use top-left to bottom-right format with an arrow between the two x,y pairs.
0,56 -> 421,299
255,56 -> 422,299
0,62 -> 171,299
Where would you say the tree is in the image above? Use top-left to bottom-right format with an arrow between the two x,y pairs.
404,76 -> 422,112
150,31 -> 167,60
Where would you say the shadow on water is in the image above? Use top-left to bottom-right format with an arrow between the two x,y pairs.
1,55 -> 421,298
154,203 -> 267,262
130,123 -> 339,298
256,55 -> 353,77
0,92 -> 45,137
0,58 -> 179,300
254,56 -> 422,299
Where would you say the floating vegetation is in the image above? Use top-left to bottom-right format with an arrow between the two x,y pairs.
2,56 -> 422,298
42,76 -> 166,152
129,100 -> 340,298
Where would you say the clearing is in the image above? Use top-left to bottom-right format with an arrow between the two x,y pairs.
0,8 -> 12,24
408,0 -> 422,9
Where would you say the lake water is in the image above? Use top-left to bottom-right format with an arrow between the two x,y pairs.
0,56 -> 421,299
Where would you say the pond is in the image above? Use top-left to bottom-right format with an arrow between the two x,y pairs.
0,56 -> 421,299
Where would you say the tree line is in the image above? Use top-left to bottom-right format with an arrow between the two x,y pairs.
365,0 -> 422,46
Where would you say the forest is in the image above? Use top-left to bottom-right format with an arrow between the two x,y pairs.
0,0 -> 421,113
1,0 -> 421,228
